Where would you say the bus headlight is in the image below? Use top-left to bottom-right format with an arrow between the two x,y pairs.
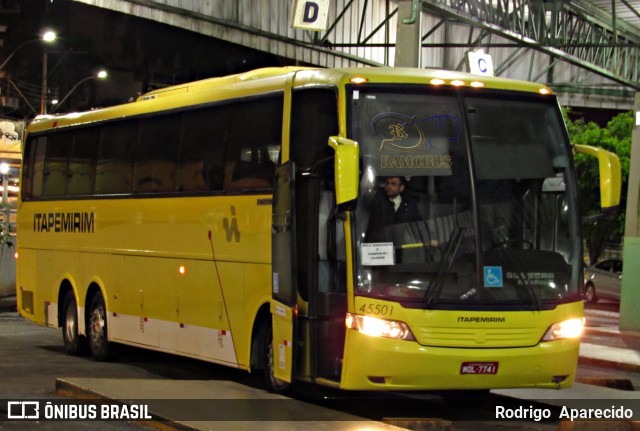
542,318 -> 584,341
345,313 -> 415,341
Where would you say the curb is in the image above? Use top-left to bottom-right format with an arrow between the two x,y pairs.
578,355 -> 640,374
584,326 -> 640,339
581,327 -> 640,373
557,420 -> 640,430
55,378 -> 197,431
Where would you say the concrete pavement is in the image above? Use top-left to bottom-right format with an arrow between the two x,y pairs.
2,295 -> 639,430
580,307 -> 640,373
54,304 -> 640,430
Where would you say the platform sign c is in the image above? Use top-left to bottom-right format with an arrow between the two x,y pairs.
468,51 -> 494,76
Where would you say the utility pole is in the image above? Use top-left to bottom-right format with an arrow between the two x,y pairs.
40,47 -> 48,114
394,0 -> 422,67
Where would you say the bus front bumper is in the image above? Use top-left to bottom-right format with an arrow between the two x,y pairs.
339,330 -> 579,391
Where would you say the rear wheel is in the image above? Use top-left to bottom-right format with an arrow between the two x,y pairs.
61,291 -> 88,356
584,283 -> 598,303
88,291 -> 117,361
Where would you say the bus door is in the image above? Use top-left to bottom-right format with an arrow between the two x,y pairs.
271,158 -> 348,385
271,161 -> 298,383
298,159 -> 347,383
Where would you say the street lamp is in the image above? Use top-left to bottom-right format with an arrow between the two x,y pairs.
0,30 -> 56,72
50,70 -> 108,113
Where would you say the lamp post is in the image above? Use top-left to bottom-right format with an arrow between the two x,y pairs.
50,70 -> 108,113
39,31 -> 57,114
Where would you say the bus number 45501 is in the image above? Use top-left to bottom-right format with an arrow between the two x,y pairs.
359,304 -> 394,316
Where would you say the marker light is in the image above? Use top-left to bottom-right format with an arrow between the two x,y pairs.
430,78 -> 445,86
350,76 -> 368,84
470,81 -> 485,88
345,313 -> 415,340
178,265 -> 186,275
542,318 -> 584,341
539,88 -> 551,95
451,79 -> 465,87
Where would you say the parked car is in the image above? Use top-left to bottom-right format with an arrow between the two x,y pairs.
583,258 -> 622,303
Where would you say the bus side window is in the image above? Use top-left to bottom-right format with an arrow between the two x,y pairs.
178,107 -> 226,192
289,88 -> 339,171
96,121 -> 136,195
176,160 -> 209,191
223,146 -> 276,190
41,131 -> 71,197
24,136 -> 47,198
68,128 -> 99,196
134,115 -> 179,193
222,96 -> 282,191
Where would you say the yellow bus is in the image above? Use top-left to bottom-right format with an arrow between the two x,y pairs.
17,67 -> 620,392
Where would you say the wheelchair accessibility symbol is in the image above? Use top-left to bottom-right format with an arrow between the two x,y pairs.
483,266 -> 503,287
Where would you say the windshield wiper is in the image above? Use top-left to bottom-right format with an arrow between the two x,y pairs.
514,268 -> 542,311
424,227 -> 465,306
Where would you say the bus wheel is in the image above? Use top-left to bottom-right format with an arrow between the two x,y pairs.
61,291 -> 88,356
88,291 -> 117,361
259,321 -> 290,394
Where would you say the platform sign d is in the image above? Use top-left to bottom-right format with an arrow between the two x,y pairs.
468,51 -> 494,76
291,0 -> 331,31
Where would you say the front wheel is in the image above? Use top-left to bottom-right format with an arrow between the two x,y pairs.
257,320 -> 290,394
61,291 -> 88,356
88,291 -> 117,361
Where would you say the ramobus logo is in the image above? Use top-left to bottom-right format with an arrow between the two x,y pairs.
457,316 -> 506,323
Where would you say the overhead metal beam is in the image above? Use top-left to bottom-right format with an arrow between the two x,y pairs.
72,0 -> 638,101
421,0 -> 640,90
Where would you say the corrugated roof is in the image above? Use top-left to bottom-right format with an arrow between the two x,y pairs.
580,0 -> 640,36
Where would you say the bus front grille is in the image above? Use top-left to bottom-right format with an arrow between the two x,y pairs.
416,327 -> 542,348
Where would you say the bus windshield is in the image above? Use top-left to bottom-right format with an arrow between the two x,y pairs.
350,85 -> 580,309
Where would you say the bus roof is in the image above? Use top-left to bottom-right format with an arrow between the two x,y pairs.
27,66 -> 553,133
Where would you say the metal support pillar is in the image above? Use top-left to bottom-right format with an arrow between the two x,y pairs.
620,92 -> 640,334
394,0 -> 421,67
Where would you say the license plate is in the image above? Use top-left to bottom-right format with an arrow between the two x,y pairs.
460,361 -> 498,375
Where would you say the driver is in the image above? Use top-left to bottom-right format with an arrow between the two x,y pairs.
366,176 -> 422,242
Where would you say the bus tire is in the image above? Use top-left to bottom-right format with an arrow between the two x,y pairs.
61,291 -> 88,356
88,291 -> 117,361
259,320 -> 290,394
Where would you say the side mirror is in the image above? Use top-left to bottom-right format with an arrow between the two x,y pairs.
574,144 -> 622,213
328,136 -> 359,204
